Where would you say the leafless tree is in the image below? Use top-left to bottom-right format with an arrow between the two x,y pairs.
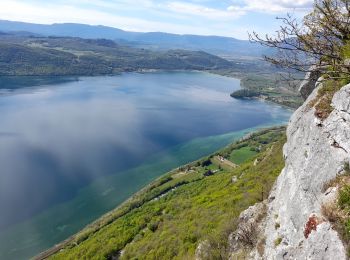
250,0 -> 350,79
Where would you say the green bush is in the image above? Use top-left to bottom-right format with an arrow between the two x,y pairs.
339,185 -> 350,210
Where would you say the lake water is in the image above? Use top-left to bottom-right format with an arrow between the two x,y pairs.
0,71 -> 291,259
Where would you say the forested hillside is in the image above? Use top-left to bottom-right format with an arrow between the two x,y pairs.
0,35 -> 233,76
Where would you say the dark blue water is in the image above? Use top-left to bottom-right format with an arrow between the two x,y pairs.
0,71 -> 291,259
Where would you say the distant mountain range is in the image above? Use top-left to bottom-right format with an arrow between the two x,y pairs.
0,20 -> 270,58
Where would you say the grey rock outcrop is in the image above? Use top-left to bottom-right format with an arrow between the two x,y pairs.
231,81 -> 350,259
298,67 -> 322,100
261,82 -> 350,259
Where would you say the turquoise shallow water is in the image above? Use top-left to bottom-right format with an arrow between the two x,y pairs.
0,72 -> 291,259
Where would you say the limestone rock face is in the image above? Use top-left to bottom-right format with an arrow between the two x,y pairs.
259,83 -> 350,259
298,68 -> 322,100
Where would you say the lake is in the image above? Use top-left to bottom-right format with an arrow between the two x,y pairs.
0,71 -> 291,259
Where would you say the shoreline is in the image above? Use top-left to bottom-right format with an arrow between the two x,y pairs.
33,125 -> 288,260
0,69 -> 300,110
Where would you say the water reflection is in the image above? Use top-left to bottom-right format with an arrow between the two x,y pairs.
0,72 -> 291,259
0,76 -> 78,91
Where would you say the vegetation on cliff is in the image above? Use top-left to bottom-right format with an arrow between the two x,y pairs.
251,0 -> 350,114
320,163 -> 350,256
251,0 -> 350,78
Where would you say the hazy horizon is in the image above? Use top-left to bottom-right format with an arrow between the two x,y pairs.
1,0 -> 313,40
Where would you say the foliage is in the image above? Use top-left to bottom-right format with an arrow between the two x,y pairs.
308,79 -> 344,120
275,222 -> 280,230
334,184 -> 350,255
217,69 -> 303,109
230,89 -> 260,99
251,0 -> 350,109
338,186 -> 350,211
201,159 -> 212,167
345,162 -> 350,174
236,222 -> 258,248
251,0 -> 350,77
320,168 -> 350,255
274,237 -> 282,247
48,127 -> 286,260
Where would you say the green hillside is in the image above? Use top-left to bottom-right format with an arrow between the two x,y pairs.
41,127 -> 286,260
0,35 -> 233,76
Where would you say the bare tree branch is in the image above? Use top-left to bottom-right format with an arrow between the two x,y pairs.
250,0 -> 350,80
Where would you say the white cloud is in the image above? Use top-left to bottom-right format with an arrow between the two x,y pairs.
166,2 -> 245,20
228,0 -> 313,13
0,0 -> 239,36
0,0 -> 315,39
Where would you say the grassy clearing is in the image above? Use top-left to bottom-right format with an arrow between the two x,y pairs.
48,127 -> 286,260
229,147 -> 258,165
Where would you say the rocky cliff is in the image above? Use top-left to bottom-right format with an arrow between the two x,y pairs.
230,76 -> 350,259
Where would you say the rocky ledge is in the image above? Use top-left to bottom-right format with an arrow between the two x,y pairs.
229,78 -> 350,259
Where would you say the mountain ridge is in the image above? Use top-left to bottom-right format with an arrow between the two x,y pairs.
0,20 -> 270,57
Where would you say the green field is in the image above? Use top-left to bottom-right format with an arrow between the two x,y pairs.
46,127 -> 286,260
229,147 -> 258,164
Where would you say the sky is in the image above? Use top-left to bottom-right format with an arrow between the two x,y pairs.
0,0 -> 314,39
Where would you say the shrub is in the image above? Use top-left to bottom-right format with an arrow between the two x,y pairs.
236,222 -> 258,248
147,220 -> 160,232
321,203 -> 340,223
201,159 -> 212,167
274,237 -> 282,247
345,162 -> 350,175
322,182 -> 350,254
275,222 -> 280,230
309,80 -> 343,120
203,170 -> 213,177
322,175 -> 343,192
339,186 -> 350,211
